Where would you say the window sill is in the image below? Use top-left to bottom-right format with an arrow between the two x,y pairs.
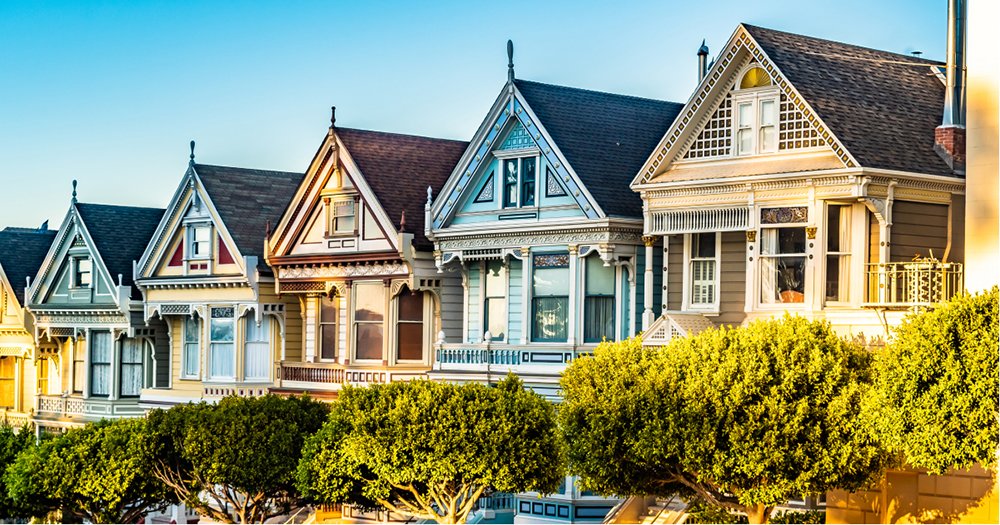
683,307 -> 720,316
178,376 -> 201,381
324,233 -> 356,240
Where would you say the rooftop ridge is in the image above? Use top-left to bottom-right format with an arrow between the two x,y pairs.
514,78 -> 683,106
336,127 -> 468,146
742,23 -> 944,65
193,163 -> 303,177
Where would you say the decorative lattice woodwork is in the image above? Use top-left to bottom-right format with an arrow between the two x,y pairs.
778,92 -> 822,150
683,97 -> 733,160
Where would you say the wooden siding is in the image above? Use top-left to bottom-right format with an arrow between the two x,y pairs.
718,231 -> 747,326
891,201 -> 950,262
666,235 -> 683,311
507,259 -> 523,342
467,265 -> 481,343
868,211 -> 880,265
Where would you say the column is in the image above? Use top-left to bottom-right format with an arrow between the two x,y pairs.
567,245 -> 578,346
642,235 -> 655,330
520,247 -> 531,344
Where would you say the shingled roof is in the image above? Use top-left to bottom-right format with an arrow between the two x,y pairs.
75,203 -> 165,295
514,79 -> 684,218
0,227 -> 56,304
194,164 -> 305,268
336,128 -> 469,250
744,24 -> 953,176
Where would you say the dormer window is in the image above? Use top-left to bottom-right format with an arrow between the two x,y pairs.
188,224 -> 211,259
502,157 -> 536,208
73,257 -> 92,288
734,66 -> 779,156
332,199 -> 355,234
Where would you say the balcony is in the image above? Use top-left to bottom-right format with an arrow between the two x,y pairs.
35,394 -> 144,422
864,261 -> 964,308
276,362 -> 427,393
434,343 -> 585,382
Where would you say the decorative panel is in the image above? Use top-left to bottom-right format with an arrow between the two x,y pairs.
649,207 -> 749,234
778,92 -> 822,150
499,121 -> 533,150
545,167 -> 567,197
682,96 -> 733,159
473,172 -> 495,203
533,254 -> 569,268
761,206 -> 808,224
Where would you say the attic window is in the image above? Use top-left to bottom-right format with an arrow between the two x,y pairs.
739,67 -> 772,89
188,224 -> 211,260
332,199 -> 356,234
73,257 -> 92,288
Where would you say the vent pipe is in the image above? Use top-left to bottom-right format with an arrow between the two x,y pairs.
942,0 -> 966,126
697,40 -> 709,82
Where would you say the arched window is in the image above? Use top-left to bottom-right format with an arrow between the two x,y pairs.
739,67 -> 772,89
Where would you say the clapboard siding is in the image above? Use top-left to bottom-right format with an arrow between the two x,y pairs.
891,201 -> 949,262
507,259 -> 523,342
467,265 -> 481,343
718,231 -> 747,326
667,235 -> 683,310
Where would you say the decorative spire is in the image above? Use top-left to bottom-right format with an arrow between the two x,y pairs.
266,219 -> 272,237
330,106 -> 336,129
507,39 -> 514,82
189,140 -> 196,165
400,210 -> 407,232
71,179 -> 78,204
426,186 -> 433,206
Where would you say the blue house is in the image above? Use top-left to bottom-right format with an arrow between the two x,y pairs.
426,43 -> 682,524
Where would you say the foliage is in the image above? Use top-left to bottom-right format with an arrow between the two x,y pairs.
560,316 -> 888,524
685,498 -> 748,524
0,424 -> 35,520
297,376 -> 564,524
145,394 -> 329,523
5,419 -> 173,523
875,287 -> 1000,473
768,509 -> 826,524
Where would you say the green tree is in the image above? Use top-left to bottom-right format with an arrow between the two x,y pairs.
875,287 -> 999,473
4,419 -> 173,523
560,316 -> 888,524
145,394 -> 328,523
297,376 -> 564,524
0,424 -> 35,520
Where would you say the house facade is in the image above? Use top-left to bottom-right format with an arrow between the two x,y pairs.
265,116 -> 467,397
134,155 -> 304,408
24,194 -> 166,432
0,225 -> 56,428
632,24 -> 966,348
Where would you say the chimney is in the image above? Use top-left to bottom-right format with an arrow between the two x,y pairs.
697,40 -> 710,83
936,0 -> 967,171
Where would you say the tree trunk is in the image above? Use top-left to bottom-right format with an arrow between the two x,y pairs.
744,503 -> 772,524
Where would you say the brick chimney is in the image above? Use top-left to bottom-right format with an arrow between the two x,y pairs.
935,0 -> 967,172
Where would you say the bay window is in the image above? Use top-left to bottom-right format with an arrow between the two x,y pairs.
826,204 -> 852,303
244,318 -> 270,381
89,331 -> 112,397
502,157 -> 537,208
120,338 -> 143,397
208,307 -> 235,379
583,256 -> 614,343
182,317 -> 200,378
353,283 -> 384,361
319,296 -> 338,360
532,254 -> 569,342
688,232 -> 719,308
760,227 -> 807,304
483,261 -> 507,341
396,288 -> 424,361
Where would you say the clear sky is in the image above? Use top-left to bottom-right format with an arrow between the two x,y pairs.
0,0 -> 946,228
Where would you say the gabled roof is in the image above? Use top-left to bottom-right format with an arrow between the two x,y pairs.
75,203 -> 165,291
0,227 -> 57,304
194,164 -> 305,265
514,79 -> 683,217
336,128 -> 468,250
743,24 -> 951,176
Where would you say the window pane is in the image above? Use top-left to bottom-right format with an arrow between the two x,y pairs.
211,319 -> 234,342
585,257 -> 614,296
320,325 -> 338,360
691,260 -> 717,304
398,289 -> 423,322
533,297 -> 568,342
533,266 -> 569,296
738,102 -> 753,127
354,283 -> 384,322
121,363 -> 142,396
77,258 -> 92,286
485,261 -> 506,298
827,205 -> 842,252
210,343 -> 235,378
245,318 -> 270,343
737,128 -> 752,154
584,296 -> 614,343
397,323 -> 423,361
183,343 -> 199,377
0,358 -> 13,408
485,298 -> 506,340
184,318 -> 199,343
759,99 -> 776,126
320,296 -> 338,322
504,159 -> 519,208
90,331 -> 112,364
760,125 -> 776,152
521,157 -> 536,206
244,341 -> 270,381
761,256 -> 806,304
91,365 -> 110,396
825,254 -> 850,302
693,232 -> 716,258
355,324 -> 383,360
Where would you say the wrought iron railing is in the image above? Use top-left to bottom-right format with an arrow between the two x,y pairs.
864,261 -> 964,307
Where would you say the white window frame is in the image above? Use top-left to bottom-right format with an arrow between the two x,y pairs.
756,224 -> 809,309
496,154 -> 539,209
330,198 -> 356,235
481,260 -> 508,342
682,232 -> 722,313
318,295 -> 338,362
207,307 -> 236,381
186,222 -> 212,260
823,203 -> 853,306
243,316 -> 271,382
72,257 -> 93,289
732,89 -> 779,157
181,316 -> 201,379
352,281 -> 385,363
394,288 -> 426,363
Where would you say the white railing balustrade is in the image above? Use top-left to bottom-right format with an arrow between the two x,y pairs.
864,261 -> 963,307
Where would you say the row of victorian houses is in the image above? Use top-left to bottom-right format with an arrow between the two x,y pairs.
0,17 -> 988,524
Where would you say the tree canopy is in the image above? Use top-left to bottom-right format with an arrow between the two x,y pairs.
297,376 -> 564,524
0,424 -> 36,520
875,287 -> 1000,474
560,316 -> 888,524
144,394 -> 329,523
4,418 -> 173,523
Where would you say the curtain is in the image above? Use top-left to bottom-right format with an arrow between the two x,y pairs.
533,297 -> 568,341
584,296 -> 614,342
244,319 -> 270,381
760,229 -> 779,304
120,339 -> 143,396
90,332 -> 112,396
210,343 -> 235,378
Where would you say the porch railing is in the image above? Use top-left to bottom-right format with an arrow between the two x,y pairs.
864,261 -> 964,307
277,362 -> 422,391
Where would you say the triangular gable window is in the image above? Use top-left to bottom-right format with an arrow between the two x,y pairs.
544,167 -> 567,197
473,169 -> 495,203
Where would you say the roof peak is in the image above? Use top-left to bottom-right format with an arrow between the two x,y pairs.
740,23 -> 943,65
192,162 -> 302,177
336,126 -> 467,145
513,78 -> 681,106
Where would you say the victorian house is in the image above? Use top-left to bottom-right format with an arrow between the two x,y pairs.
426,47 -> 683,524
0,224 -> 55,428
633,24 -> 966,349
134,151 -> 304,408
265,114 -> 467,398
24,191 -> 166,432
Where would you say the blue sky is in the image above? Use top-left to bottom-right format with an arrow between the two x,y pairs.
0,0 -> 946,228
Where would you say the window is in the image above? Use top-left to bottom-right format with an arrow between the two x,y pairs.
353,283 -> 384,360
0,358 -> 14,409
37,357 -> 49,395
244,318 -> 271,381
120,338 -> 143,397
826,204 -> 852,302
483,261 -> 507,341
74,257 -> 92,288
89,331 -> 112,397
208,307 -> 235,379
319,296 -> 338,360
188,224 -> 211,259
396,288 -> 424,361
760,227 -> 807,304
72,339 -> 86,393
502,157 -> 537,208
532,254 -> 569,342
584,256 -> 614,343
739,66 -> 772,89
689,232 -> 718,307
182,317 -> 200,378
332,199 -> 355,234
734,67 -> 778,156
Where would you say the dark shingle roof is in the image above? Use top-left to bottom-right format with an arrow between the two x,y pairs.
75,203 -> 165,294
336,128 -> 469,250
514,79 -> 683,218
744,24 -> 952,176
0,227 -> 57,304
193,164 -> 305,268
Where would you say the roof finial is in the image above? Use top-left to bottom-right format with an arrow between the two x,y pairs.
266,219 -> 272,237
400,210 -> 407,232
71,179 -> 78,204
189,140 -> 196,165
426,186 -> 433,205
507,39 -> 514,82
698,39 -> 709,56
330,106 -> 336,129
